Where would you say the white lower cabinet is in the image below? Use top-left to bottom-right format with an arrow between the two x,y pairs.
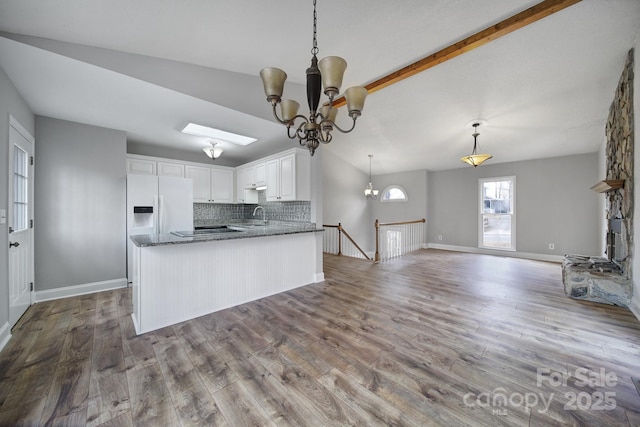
131,232 -> 322,334
185,165 -> 233,203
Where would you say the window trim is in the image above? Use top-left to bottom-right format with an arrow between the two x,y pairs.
380,185 -> 408,203
478,176 -> 516,251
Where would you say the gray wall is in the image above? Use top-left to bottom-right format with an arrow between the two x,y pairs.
371,170 -> 429,222
371,169 -> 428,249
323,152 -> 602,258
0,65 -> 34,328
428,153 -> 600,256
35,117 -> 126,290
322,149 -> 372,250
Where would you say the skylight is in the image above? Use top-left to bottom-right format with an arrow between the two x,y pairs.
181,123 -> 257,146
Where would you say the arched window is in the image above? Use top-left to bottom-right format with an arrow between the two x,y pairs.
381,185 -> 408,202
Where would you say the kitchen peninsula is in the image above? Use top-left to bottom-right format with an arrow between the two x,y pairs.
129,222 -> 324,334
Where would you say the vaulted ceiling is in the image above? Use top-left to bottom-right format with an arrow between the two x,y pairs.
0,0 -> 638,174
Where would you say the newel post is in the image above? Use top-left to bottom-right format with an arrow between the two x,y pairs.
374,219 -> 380,263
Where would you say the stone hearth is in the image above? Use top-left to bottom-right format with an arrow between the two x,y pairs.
562,254 -> 631,307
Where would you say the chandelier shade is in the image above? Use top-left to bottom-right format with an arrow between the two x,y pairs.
259,68 -> 287,102
280,100 -> 300,122
345,87 -> 368,117
318,56 -> 347,97
203,140 -> 223,159
259,0 -> 367,156
461,122 -> 492,167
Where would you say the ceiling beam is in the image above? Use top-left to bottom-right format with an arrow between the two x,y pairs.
331,0 -> 582,108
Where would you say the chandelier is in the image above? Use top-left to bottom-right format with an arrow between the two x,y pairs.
461,122 -> 492,167
364,154 -> 379,199
202,139 -> 224,160
259,0 -> 367,156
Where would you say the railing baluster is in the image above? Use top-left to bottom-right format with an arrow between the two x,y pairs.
374,218 -> 426,263
323,223 -> 371,260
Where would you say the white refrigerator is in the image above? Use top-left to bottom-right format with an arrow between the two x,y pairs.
126,174 -> 193,281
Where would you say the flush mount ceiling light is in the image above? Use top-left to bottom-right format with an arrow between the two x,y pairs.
364,154 -> 379,199
182,123 -> 257,146
259,0 -> 367,156
461,122 -> 493,167
203,139 -> 224,160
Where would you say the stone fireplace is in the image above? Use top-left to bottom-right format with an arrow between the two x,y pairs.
562,49 -> 634,307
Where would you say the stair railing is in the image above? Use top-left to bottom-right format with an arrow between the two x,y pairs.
375,218 -> 426,263
323,223 -> 371,260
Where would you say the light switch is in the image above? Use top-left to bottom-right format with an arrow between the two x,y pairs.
0,209 -> 6,224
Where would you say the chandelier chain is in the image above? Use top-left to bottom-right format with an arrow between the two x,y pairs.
311,0 -> 318,56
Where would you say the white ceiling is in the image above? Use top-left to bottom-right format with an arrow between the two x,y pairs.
0,0 -> 638,174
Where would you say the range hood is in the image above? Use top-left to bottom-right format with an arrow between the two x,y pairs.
590,180 -> 624,193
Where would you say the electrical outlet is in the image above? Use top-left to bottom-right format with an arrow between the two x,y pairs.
548,243 -> 555,250
438,235 -> 443,241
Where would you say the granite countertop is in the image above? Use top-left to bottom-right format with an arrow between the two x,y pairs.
130,220 -> 323,247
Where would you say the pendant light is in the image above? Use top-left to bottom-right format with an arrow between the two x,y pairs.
461,122 -> 492,167
364,154 -> 379,199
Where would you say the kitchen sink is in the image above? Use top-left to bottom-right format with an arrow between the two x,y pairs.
170,226 -> 243,237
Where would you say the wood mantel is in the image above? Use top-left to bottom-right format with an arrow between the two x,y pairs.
590,180 -> 625,193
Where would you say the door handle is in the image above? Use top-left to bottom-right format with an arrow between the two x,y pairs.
9,241 -> 20,248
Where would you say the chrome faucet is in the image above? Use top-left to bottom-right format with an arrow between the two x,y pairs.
253,205 -> 266,224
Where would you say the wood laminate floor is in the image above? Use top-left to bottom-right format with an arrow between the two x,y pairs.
1,250 -> 639,426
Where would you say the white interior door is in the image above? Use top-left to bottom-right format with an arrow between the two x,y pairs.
8,118 -> 34,327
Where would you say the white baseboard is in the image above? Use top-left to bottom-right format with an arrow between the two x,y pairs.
131,313 -> 141,336
0,322 -> 11,353
314,273 -> 325,283
34,278 -> 128,303
426,243 -> 564,263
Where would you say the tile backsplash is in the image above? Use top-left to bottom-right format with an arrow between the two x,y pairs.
194,192 -> 311,223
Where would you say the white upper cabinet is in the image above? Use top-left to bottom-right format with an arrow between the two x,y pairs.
185,165 -> 234,203
185,165 -> 211,202
236,161 -> 266,203
254,162 -> 266,186
128,148 -> 309,205
211,169 -> 234,203
127,158 -> 156,175
127,155 -> 233,204
157,162 -> 184,177
265,159 -> 279,201
265,151 -> 310,201
236,167 -> 253,203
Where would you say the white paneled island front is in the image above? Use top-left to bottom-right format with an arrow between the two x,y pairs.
129,223 -> 324,334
